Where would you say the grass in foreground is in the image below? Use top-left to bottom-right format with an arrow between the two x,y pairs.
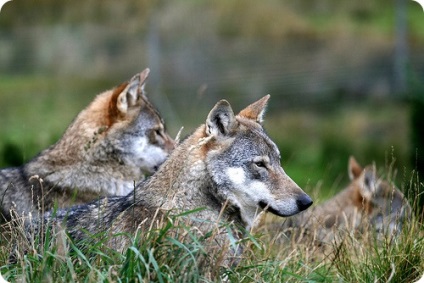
0,183 -> 423,283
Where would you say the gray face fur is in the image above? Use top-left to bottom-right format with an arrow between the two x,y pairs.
105,89 -> 173,175
205,97 -> 313,228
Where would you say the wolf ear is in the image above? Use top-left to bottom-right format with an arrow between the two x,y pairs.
206,100 -> 236,137
348,156 -> 363,180
117,68 -> 150,114
238,95 -> 270,124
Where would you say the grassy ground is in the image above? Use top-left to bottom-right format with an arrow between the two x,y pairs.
0,184 -> 423,282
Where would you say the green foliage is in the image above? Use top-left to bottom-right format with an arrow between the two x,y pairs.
0,75 -> 113,168
3,0 -> 421,42
265,102 -> 410,200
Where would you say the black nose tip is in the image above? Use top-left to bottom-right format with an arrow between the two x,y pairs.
296,194 -> 313,211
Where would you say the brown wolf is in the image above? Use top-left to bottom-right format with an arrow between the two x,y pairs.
0,68 -> 175,221
35,95 -> 312,264
264,156 -> 412,244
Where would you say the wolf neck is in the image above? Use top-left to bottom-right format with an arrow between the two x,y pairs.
139,125 -> 248,231
25,137 -> 141,196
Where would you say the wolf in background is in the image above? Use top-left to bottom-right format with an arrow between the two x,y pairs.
0,68 -> 175,221
262,156 -> 412,245
32,95 -> 312,265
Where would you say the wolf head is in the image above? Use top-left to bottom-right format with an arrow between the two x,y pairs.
41,68 -> 175,190
348,156 -> 412,235
204,95 -> 313,227
102,69 -> 175,174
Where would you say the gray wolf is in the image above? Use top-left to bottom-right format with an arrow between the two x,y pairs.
0,68 -> 175,221
264,156 -> 411,244
34,95 -> 312,264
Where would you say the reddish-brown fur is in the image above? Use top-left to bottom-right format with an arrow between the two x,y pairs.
108,82 -> 129,126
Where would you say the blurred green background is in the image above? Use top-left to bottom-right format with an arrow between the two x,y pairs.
0,0 -> 423,202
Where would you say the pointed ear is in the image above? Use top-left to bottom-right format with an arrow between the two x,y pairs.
206,100 -> 236,138
348,156 -> 363,180
238,95 -> 270,124
117,68 -> 150,114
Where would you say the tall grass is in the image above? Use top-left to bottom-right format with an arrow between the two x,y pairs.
1,175 -> 423,282
332,220 -> 424,282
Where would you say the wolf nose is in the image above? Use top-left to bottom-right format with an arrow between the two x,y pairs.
296,194 -> 313,212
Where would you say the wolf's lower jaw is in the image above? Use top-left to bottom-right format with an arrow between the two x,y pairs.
258,200 -> 312,218
258,201 -> 289,217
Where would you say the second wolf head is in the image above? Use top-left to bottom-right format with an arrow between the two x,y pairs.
0,68 -> 175,220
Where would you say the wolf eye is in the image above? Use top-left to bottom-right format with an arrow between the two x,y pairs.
155,129 -> 163,138
150,129 -> 164,144
254,161 -> 267,168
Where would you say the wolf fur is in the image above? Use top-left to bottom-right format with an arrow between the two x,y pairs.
265,156 -> 412,244
0,68 -> 175,220
35,95 -> 312,263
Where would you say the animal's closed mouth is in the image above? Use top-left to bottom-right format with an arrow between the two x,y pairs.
259,200 -> 289,217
